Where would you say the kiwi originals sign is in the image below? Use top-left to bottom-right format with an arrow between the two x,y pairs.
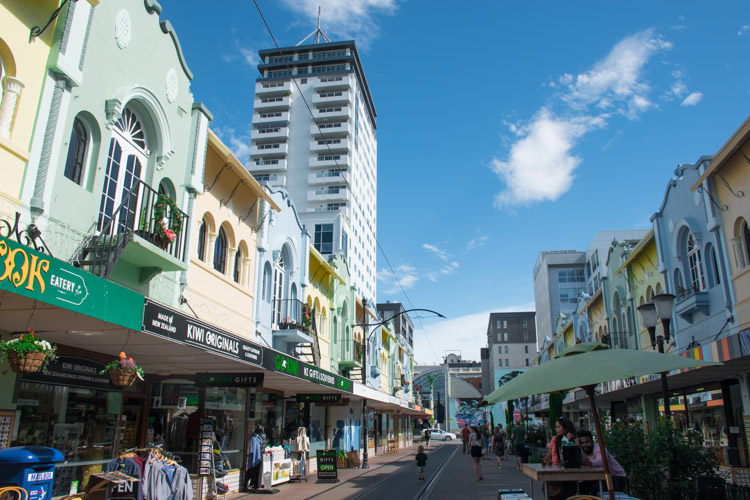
142,299 -> 263,366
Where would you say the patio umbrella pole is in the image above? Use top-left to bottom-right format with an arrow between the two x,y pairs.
584,385 -> 615,500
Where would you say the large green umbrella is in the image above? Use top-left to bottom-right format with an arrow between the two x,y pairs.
478,342 -> 721,500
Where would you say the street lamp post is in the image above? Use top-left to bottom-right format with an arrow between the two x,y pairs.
355,308 -> 445,468
637,293 -> 677,497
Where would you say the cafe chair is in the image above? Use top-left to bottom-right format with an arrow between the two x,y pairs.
566,496 -> 601,500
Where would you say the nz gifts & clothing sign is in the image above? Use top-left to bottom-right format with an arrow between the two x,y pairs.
142,299 -> 263,366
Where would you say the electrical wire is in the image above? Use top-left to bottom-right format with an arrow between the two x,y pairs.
251,0 -> 440,362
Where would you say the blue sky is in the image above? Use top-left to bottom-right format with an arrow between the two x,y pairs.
159,1 -> 750,365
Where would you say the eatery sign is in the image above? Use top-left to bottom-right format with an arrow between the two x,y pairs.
0,235 -> 143,330
143,299 -> 263,366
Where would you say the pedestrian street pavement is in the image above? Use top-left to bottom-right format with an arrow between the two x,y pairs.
228,441 -> 545,499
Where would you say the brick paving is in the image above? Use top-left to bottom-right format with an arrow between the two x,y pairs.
226,441 -> 546,500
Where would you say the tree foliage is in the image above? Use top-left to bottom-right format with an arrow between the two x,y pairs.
604,419 -> 718,499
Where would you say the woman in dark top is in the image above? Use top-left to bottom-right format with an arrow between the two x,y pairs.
491,424 -> 506,468
469,426 -> 484,480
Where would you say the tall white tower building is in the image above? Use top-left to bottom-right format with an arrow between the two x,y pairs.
247,33 -> 378,303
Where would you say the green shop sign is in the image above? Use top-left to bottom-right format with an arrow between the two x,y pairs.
0,235 -> 143,330
264,350 -> 352,393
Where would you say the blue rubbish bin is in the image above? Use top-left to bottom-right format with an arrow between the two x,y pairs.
0,446 -> 64,500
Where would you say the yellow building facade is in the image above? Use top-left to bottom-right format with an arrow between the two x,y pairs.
185,130 -> 277,338
0,0 -> 93,207
618,229 -> 665,351
306,245 -> 339,370
693,116 -> 750,332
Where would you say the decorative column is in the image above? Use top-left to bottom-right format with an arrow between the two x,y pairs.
0,77 -> 25,138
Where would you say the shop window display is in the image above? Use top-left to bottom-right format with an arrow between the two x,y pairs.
249,392 -> 283,447
310,404 -> 326,456
15,381 -> 121,496
204,387 -> 246,470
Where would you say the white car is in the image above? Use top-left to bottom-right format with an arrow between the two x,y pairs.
422,428 -> 457,441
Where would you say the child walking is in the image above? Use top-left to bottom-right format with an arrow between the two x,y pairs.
415,445 -> 428,481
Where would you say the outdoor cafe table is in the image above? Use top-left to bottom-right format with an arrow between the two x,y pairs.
520,463 -> 605,499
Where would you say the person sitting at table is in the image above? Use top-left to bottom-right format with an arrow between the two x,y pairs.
540,416 -> 578,500
577,429 -> 628,494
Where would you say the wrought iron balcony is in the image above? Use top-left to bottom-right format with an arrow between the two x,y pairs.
674,286 -> 709,323
339,339 -> 363,368
273,298 -> 310,333
73,178 -> 189,280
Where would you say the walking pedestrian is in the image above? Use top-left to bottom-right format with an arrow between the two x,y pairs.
415,445 -> 427,481
492,424 -> 506,468
423,428 -> 431,449
461,425 -> 470,454
480,422 -> 491,460
511,420 -> 527,470
469,426 -> 484,480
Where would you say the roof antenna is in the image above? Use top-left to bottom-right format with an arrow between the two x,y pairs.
296,6 -> 331,45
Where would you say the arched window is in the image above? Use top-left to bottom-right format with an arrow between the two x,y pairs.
64,118 -> 88,185
98,107 -> 148,231
742,220 -> 750,268
197,219 -> 207,261
213,227 -> 227,273
687,234 -> 706,292
705,243 -> 721,288
233,247 -> 242,284
262,262 -> 272,302
673,269 -> 684,296
646,285 -> 654,302
272,255 -> 285,325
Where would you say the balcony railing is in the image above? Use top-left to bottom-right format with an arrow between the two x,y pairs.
273,298 -> 310,333
77,178 -> 188,278
675,285 -> 709,321
339,339 -> 364,367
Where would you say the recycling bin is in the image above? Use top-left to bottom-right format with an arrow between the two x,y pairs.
0,446 -> 64,500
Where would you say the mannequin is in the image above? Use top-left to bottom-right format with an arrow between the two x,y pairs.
294,427 -> 310,476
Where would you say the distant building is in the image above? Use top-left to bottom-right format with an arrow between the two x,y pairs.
413,354 -> 483,432
485,312 -> 537,393
247,36 -> 377,303
533,251 -> 587,349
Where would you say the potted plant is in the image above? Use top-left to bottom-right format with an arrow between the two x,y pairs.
0,329 -> 58,373
100,351 -> 145,387
335,449 -> 348,469
153,194 -> 182,250
302,304 -> 312,331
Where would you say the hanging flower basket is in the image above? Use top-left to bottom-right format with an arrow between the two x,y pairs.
8,351 -> 48,373
109,368 -> 138,387
0,329 -> 58,373
100,352 -> 145,387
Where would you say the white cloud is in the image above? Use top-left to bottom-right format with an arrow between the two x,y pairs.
440,262 -> 459,275
378,264 -> 418,294
422,243 -> 450,261
491,110 -> 588,209
681,92 -> 703,106
212,125 -> 251,163
491,29 -> 675,210
239,48 -> 260,67
560,29 -> 671,118
413,304 -> 536,365
466,234 -> 489,251
279,0 -> 397,49
739,25 -> 750,36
